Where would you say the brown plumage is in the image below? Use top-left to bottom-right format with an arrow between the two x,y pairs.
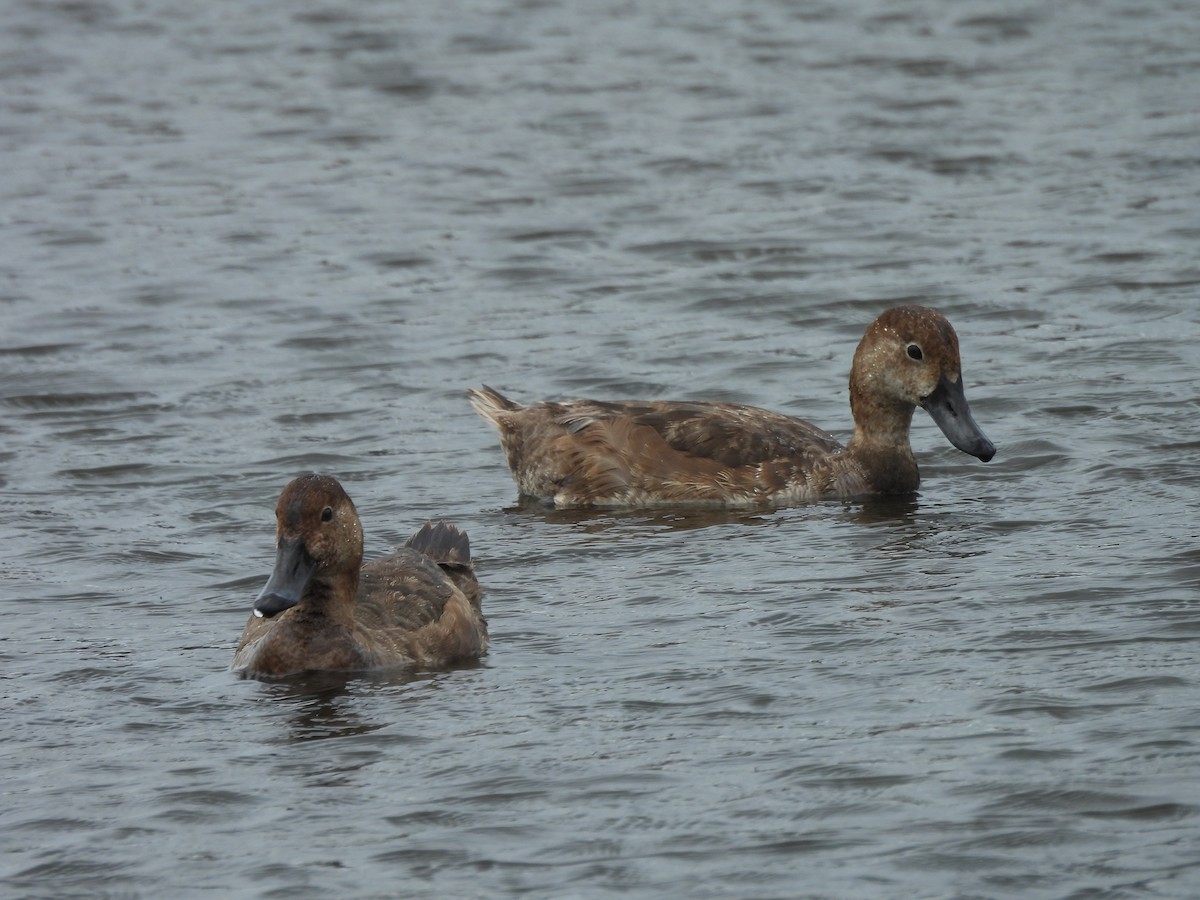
469,305 -> 995,507
232,474 -> 487,678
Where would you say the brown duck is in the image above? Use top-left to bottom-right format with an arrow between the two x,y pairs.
232,474 -> 487,678
469,305 -> 994,507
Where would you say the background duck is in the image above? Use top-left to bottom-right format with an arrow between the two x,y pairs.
469,305 -> 995,508
232,474 -> 488,678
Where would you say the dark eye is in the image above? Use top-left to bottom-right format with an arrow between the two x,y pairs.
906,344 -> 923,361
321,506 -> 334,523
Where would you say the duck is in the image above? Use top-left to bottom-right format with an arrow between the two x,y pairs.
232,473 -> 488,678
468,305 -> 995,507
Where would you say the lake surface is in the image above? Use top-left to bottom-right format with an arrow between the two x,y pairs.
3,0 -> 1199,897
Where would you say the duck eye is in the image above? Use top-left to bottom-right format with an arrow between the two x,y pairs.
906,344 -> 923,361
321,506 -> 334,523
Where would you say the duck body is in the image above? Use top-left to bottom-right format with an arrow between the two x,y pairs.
232,475 -> 487,679
469,306 -> 994,508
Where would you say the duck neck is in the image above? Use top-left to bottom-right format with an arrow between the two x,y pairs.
846,390 -> 920,494
295,569 -> 359,627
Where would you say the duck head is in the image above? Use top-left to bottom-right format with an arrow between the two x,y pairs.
850,306 -> 995,462
253,474 -> 364,618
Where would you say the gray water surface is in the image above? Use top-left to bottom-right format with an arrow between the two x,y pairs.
3,1 -> 1199,897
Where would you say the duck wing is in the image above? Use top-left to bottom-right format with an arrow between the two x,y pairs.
356,523 -> 488,665
555,399 -> 843,468
357,549 -> 461,632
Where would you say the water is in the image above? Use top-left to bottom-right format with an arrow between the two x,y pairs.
2,0 -> 1199,896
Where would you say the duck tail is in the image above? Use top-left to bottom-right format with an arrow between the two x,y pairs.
468,385 -> 521,429
405,520 -> 471,567
405,521 -> 483,611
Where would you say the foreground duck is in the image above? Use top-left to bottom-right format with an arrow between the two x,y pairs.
232,474 -> 487,678
469,306 -> 994,507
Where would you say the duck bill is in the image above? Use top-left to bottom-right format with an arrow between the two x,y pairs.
920,374 -> 996,462
253,536 -> 317,618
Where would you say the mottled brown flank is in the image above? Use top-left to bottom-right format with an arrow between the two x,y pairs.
232,475 -> 487,679
578,400 -> 842,468
469,305 -> 994,507
356,548 -> 486,666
